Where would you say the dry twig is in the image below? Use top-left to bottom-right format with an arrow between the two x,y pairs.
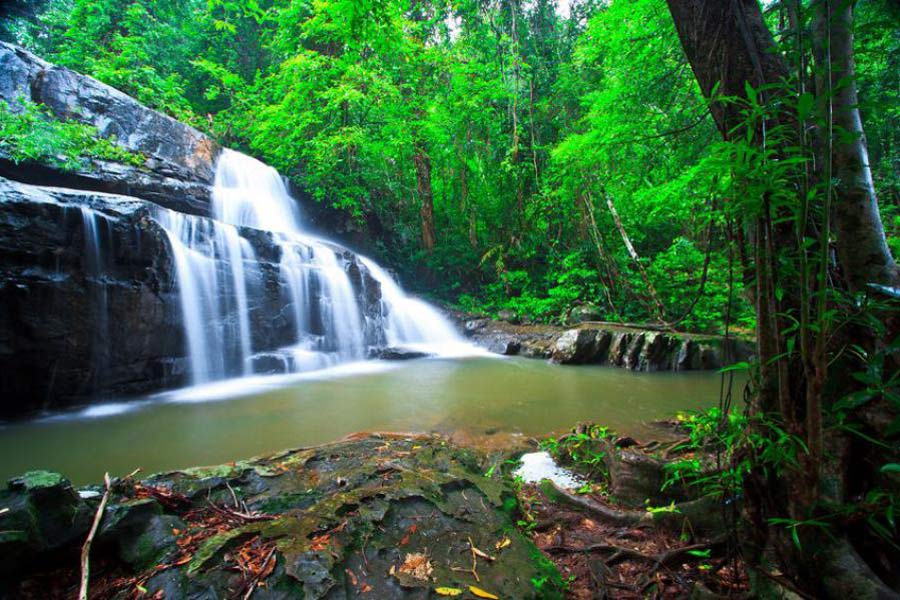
79,472 -> 111,600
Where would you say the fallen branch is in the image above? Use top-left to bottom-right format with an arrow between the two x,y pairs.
544,542 -> 648,564
238,543 -> 277,600
79,472 -> 111,600
207,500 -> 274,523
602,190 -> 668,324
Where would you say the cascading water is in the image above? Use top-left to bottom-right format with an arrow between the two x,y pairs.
358,256 -> 473,355
156,211 -> 254,383
156,148 -> 474,387
80,206 -> 111,389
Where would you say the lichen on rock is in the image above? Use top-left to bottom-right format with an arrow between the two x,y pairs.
5,434 -> 566,599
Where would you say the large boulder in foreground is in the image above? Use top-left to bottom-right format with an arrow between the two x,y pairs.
0,470 -> 93,577
4,434 -> 563,599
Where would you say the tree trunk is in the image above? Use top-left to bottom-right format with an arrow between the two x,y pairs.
666,0 -> 797,424
604,192 -> 667,323
666,1 -> 900,597
812,0 -> 899,289
459,143 -> 478,249
414,141 -> 436,252
664,0 -> 790,139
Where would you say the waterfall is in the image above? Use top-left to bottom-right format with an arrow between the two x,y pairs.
153,148 -> 473,387
358,256 -> 466,353
80,206 -> 110,390
156,210 -> 254,384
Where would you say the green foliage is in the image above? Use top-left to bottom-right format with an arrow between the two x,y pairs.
3,0 -> 895,337
0,98 -> 144,170
833,334 -> 900,435
541,424 -> 612,482
662,407 -> 807,501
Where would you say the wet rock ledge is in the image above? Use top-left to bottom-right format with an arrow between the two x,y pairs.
454,315 -> 753,371
0,434 -> 564,599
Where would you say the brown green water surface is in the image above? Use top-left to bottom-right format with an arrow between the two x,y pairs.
0,356 -> 736,485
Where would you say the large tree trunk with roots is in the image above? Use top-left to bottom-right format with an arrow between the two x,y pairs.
666,1 -> 900,597
812,0 -> 899,290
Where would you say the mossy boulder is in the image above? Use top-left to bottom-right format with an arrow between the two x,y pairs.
0,470 -> 93,577
9,435 -> 565,599
98,498 -> 185,569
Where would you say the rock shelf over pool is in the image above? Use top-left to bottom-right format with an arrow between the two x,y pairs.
456,315 -> 753,371
0,42 -> 219,216
1,434 -> 564,599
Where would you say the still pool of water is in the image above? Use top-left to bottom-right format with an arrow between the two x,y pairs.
0,356 -> 738,485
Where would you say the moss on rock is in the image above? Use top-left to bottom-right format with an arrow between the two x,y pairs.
8,434 -> 565,599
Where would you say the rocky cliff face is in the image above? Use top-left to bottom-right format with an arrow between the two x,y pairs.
0,176 -> 386,417
0,42 -> 218,216
0,178 -> 184,415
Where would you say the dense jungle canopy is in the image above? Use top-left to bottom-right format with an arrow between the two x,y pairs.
1,1 -> 900,597
3,0 -> 896,333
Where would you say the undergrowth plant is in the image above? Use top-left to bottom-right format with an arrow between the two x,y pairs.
662,407 -> 807,502
541,424 -> 613,485
0,98 -> 145,171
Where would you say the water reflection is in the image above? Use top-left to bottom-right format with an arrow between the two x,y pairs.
0,357 -> 738,484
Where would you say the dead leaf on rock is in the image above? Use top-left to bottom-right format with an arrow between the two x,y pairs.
399,523 -> 418,546
393,552 -> 433,581
469,584 -> 500,599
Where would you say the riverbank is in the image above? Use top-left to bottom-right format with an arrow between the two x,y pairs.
3,433 -> 564,598
1,422 -> 750,599
448,311 -> 754,372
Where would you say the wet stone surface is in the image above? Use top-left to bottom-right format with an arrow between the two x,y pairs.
3,434 -> 565,599
447,311 -> 754,372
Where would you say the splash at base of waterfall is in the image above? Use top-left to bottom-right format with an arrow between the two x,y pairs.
156,148 -> 484,389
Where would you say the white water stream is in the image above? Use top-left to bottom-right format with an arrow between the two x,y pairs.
157,149 -> 477,386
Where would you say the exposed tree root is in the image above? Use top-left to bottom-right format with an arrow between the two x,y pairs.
546,481 -> 646,526
532,481 -> 746,599
819,538 -> 900,600
544,539 -> 724,568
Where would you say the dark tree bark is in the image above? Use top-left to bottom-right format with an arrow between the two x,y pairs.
812,0 -> 899,289
414,141 -> 436,252
664,0 -> 790,139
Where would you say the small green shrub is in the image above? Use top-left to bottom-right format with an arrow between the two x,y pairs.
541,424 -> 613,483
662,407 -> 806,501
0,98 -> 144,171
